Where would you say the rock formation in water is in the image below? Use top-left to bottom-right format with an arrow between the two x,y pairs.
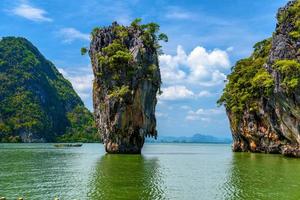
219,0 -> 300,157
0,37 -> 97,142
89,19 -> 167,153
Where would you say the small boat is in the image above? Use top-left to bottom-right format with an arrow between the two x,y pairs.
54,143 -> 83,148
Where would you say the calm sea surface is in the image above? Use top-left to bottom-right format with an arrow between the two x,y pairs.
0,143 -> 300,200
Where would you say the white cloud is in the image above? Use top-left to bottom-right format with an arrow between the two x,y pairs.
159,89 -> 212,101
186,46 -> 230,86
10,3 -> 52,22
159,85 -> 194,101
185,107 -> 224,121
159,45 -> 230,87
198,90 -> 213,97
165,6 -> 194,20
159,46 -> 187,84
58,28 -> 90,43
58,67 -> 93,100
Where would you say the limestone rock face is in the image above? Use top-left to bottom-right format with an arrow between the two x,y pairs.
89,22 -> 161,153
223,0 -> 300,157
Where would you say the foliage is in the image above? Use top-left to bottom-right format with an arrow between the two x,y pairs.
113,26 -> 128,39
219,1 -> 300,130
99,40 -> 133,71
56,106 -> 99,142
131,18 -> 142,28
108,86 -> 130,99
91,27 -> 102,39
289,31 -> 300,39
274,59 -> 300,91
92,19 -> 166,99
158,33 -> 168,42
81,47 -> 87,55
0,37 -> 97,142
278,0 -> 300,40
218,39 -> 274,115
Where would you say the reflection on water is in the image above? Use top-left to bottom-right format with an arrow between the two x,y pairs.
0,143 -> 101,199
1,143 -> 300,200
88,154 -> 166,200
225,153 -> 300,200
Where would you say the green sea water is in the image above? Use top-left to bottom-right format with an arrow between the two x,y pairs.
0,143 -> 300,200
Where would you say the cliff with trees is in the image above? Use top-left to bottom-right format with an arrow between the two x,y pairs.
218,0 -> 300,157
87,19 -> 167,153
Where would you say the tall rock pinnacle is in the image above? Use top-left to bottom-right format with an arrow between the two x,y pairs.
88,20 -> 167,153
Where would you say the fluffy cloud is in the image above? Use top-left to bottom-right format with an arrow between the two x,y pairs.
58,28 -> 90,43
58,67 -> 93,100
10,4 -> 52,22
159,46 -> 187,84
159,45 -> 230,86
159,85 -> 194,101
159,86 -> 213,101
185,107 -> 224,121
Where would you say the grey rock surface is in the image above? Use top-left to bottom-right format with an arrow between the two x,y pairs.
89,22 -> 161,153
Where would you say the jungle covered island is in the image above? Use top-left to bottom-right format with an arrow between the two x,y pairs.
218,0 -> 300,157
87,19 -> 167,153
0,37 -> 98,143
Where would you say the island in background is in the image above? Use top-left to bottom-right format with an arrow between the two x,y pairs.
146,134 -> 231,144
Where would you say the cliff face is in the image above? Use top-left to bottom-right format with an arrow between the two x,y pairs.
219,0 -> 300,157
0,37 -> 96,142
89,21 -> 164,153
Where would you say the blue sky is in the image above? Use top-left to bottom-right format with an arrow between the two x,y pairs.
0,0 -> 289,137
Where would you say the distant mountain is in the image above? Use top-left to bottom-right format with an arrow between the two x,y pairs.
0,37 -> 98,142
146,134 -> 232,144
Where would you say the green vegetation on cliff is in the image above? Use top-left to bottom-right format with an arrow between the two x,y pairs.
274,60 -> 300,92
218,39 -> 274,115
218,0 -> 300,118
85,19 -> 167,100
278,0 -> 300,40
0,37 -> 98,142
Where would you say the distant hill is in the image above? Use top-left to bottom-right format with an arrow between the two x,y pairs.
146,134 -> 232,144
0,37 -> 98,142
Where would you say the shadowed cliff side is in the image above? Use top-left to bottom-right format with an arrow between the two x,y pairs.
88,19 -> 167,153
218,0 -> 300,157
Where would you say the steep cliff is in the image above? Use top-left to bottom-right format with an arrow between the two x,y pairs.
219,0 -> 300,157
89,19 -> 166,153
0,37 -> 97,142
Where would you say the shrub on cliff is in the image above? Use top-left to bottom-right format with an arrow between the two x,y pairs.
86,18 -> 167,100
274,59 -> 300,91
278,0 -> 300,40
218,39 -> 274,115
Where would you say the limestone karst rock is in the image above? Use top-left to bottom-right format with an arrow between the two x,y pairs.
219,0 -> 300,157
89,20 -> 165,153
0,37 -> 96,142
